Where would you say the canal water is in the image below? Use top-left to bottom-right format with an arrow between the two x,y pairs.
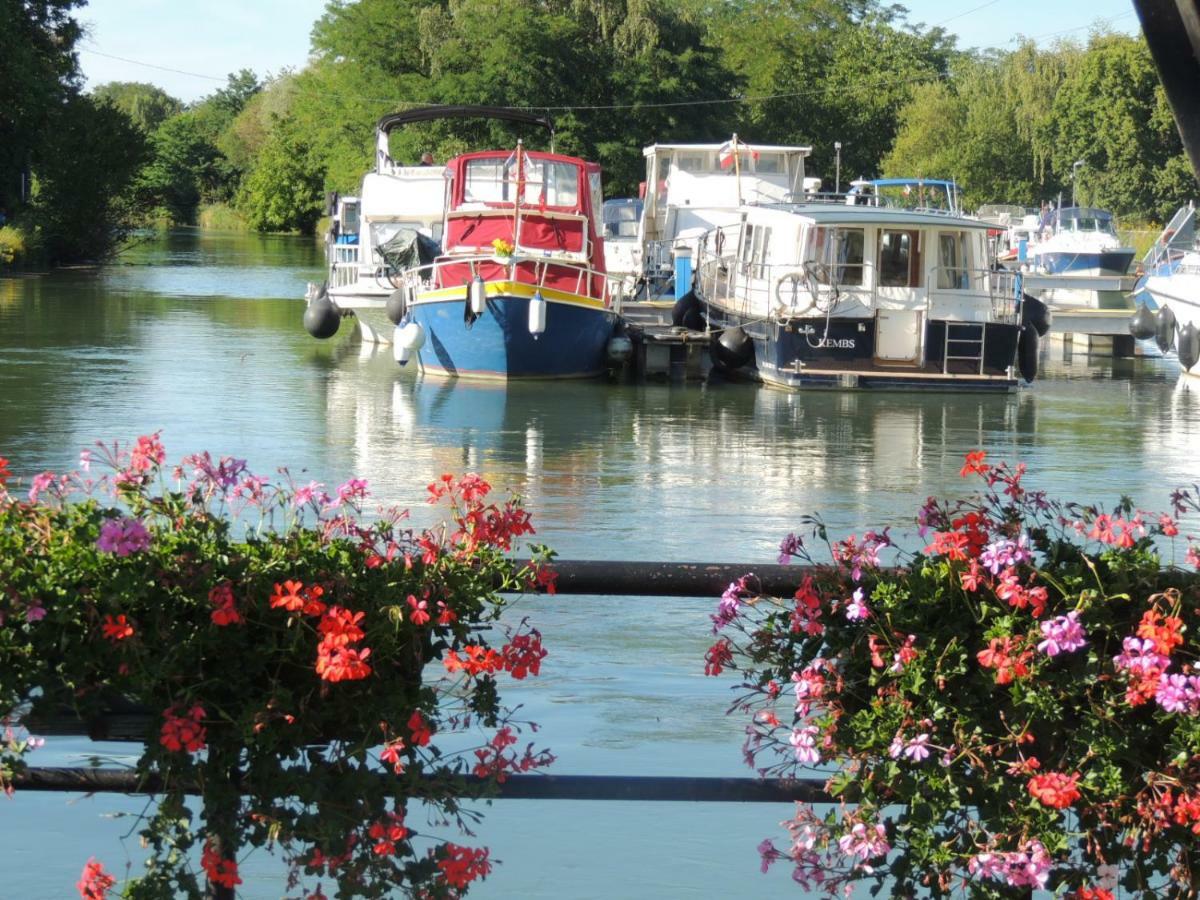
2,230 -> 1198,897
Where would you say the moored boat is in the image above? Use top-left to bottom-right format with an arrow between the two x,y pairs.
1029,206 -> 1135,276
389,143 -> 621,380
693,180 -> 1044,391
1131,202 -> 1200,375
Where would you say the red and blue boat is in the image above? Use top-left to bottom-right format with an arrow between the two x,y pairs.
393,142 -> 619,380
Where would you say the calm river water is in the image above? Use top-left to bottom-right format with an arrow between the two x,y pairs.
1,229 -> 1198,897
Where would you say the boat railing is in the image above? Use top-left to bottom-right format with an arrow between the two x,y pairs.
927,266 -> 1020,323
398,253 -> 621,310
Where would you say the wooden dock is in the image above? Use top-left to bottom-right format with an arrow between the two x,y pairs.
620,299 -> 713,380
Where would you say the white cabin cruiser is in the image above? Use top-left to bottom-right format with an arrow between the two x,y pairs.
303,106 -> 554,344
633,137 -> 814,299
1131,202 -> 1200,375
692,181 -> 1048,391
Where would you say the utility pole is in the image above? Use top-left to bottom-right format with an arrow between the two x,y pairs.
834,142 -> 842,194
1072,160 -> 1084,207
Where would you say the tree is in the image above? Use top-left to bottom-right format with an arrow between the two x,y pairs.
0,0 -> 84,214
135,113 -> 224,223
1051,33 -> 1189,218
91,81 -> 183,133
238,125 -> 325,233
31,94 -> 147,263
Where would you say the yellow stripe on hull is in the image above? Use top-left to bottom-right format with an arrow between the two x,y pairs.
414,280 -> 608,310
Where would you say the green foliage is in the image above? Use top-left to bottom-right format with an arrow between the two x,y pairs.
1050,33 -> 1190,220
237,124 -> 327,233
134,113 -> 224,224
29,94 -> 148,263
0,439 -> 556,898
0,224 -> 27,266
709,455 -> 1200,896
90,81 -> 183,133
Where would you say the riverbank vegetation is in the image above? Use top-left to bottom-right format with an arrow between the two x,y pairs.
2,0 -> 1195,265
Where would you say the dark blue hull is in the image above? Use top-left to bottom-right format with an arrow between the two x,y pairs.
410,296 -> 617,379
706,309 -> 1020,392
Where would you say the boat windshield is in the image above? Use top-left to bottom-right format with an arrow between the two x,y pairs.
602,199 -> 643,238
462,156 -> 581,209
1061,209 -> 1115,234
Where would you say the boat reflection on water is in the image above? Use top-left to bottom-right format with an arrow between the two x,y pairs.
316,343 -> 1043,558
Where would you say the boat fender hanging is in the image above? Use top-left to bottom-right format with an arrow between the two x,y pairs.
1178,323 -> 1200,371
528,290 -> 547,336
303,288 -> 341,340
606,334 -> 633,365
392,320 -> 426,366
1128,303 -> 1157,341
1017,322 -> 1039,383
774,270 -> 815,316
1020,294 -> 1052,337
671,289 -> 704,330
710,325 -> 754,370
470,274 -> 487,315
1156,305 -> 1177,354
386,286 -> 408,325
463,281 -> 478,328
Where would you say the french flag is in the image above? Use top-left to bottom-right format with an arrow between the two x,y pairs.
718,138 -> 760,169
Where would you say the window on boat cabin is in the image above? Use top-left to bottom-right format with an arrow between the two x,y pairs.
462,157 -> 580,208
878,229 -> 922,288
739,223 -> 755,272
753,154 -> 783,174
751,226 -> 772,278
936,231 -> 970,289
589,171 -> 603,229
675,152 -> 714,173
809,227 -> 865,286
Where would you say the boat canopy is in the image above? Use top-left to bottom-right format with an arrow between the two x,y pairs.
374,105 -> 554,173
1057,207 -> 1117,233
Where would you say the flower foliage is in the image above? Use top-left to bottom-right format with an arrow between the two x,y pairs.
0,439 -> 557,899
710,453 -> 1200,897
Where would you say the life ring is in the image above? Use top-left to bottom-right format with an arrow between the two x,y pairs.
774,270 -> 815,315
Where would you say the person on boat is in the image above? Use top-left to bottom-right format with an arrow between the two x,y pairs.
418,152 -> 435,166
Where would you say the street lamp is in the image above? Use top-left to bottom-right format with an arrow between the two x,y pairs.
1072,160 -> 1084,207
834,142 -> 842,195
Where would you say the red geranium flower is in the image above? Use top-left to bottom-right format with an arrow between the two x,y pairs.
1027,771 -> 1081,809
101,614 -> 134,643
77,857 -> 116,899
159,704 -> 207,753
270,580 -> 306,612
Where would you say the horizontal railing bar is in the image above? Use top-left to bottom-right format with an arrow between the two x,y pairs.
530,560 -> 810,597
14,768 -> 832,803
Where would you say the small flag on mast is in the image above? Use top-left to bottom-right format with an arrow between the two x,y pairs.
718,137 -> 760,169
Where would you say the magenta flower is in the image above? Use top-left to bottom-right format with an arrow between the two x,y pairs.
26,604 -> 46,622
789,726 -> 821,765
28,471 -> 55,503
292,481 -> 327,508
1113,636 -> 1170,675
96,517 -> 152,557
903,734 -> 931,762
844,587 -> 870,621
979,534 -> 1032,575
334,478 -> 370,505
1156,673 -> 1200,714
777,532 -> 802,563
837,822 -> 890,862
1037,612 -> 1088,657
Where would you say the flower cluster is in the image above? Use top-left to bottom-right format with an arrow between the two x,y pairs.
0,437 -> 558,899
708,452 -> 1200,896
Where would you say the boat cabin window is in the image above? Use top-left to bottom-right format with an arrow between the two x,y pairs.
811,227 -> 865,287
589,172 -> 604,229
339,200 -> 360,236
462,157 -> 580,208
752,226 -> 772,277
602,199 -> 642,238
675,152 -> 713,173
936,231 -> 970,289
878,229 -> 922,288
753,155 -> 783,174
739,223 -> 754,269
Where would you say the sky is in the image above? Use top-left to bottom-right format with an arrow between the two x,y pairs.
75,0 -> 1142,104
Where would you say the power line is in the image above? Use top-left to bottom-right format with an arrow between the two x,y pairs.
930,0 -> 1004,28
79,43 -> 228,83
1017,9 -> 1138,42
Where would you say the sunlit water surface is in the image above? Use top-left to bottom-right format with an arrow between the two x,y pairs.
1,229 -> 1198,897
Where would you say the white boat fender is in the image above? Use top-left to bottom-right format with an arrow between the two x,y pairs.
1156,305 -> 1177,354
774,270 -> 815,316
392,320 -> 426,366
303,286 -> 341,340
528,290 -> 547,337
1128,303 -> 1157,341
1178,323 -> 1200,371
469,275 -> 487,315
607,334 -> 633,365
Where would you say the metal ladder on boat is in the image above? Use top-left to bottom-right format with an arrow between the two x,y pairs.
943,322 -> 985,375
